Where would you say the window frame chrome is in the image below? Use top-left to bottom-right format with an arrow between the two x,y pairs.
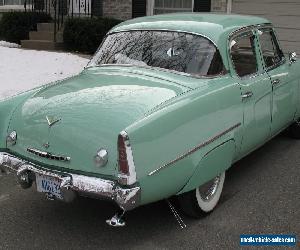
256,26 -> 287,72
228,27 -> 261,80
227,23 -> 286,81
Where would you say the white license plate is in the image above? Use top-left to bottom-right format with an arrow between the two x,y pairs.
36,174 -> 62,199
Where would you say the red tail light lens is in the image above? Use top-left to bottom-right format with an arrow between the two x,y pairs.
118,134 -> 129,175
117,131 -> 137,185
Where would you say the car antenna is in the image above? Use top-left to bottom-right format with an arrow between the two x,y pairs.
166,199 -> 187,229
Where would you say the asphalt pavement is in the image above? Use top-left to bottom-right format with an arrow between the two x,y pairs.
0,134 -> 299,250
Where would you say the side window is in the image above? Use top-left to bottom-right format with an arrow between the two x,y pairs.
230,33 -> 258,77
258,29 -> 284,69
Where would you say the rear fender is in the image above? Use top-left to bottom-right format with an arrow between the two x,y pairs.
177,139 -> 235,195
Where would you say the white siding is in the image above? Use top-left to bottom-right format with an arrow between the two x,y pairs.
232,0 -> 300,54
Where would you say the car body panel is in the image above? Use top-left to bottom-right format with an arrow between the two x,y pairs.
268,63 -> 298,135
1,14 -> 300,211
228,29 -> 274,156
0,89 -> 40,149
126,75 -> 243,204
6,67 -> 190,177
294,79 -> 300,119
255,27 -> 299,136
178,139 -> 235,195
238,73 -> 273,156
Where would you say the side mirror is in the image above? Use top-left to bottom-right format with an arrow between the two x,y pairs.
289,52 -> 297,64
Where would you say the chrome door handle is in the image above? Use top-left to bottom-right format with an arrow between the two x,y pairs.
272,79 -> 280,86
241,91 -> 253,100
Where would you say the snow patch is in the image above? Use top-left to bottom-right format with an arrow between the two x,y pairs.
0,41 -> 20,48
0,47 -> 89,100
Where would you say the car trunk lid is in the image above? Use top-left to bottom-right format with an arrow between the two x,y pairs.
7,66 -> 190,177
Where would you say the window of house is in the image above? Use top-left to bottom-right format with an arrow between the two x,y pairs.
258,29 -> 284,69
153,0 -> 193,14
1,0 -> 25,5
230,33 -> 258,77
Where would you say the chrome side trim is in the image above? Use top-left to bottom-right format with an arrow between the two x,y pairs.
27,148 -> 71,162
148,123 -> 241,176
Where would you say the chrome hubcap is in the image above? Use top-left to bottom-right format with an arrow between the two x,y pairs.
198,175 -> 221,202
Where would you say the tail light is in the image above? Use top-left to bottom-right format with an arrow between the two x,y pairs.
117,131 -> 137,185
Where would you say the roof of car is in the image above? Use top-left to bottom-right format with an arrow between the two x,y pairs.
111,13 -> 269,39
110,13 -> 271,69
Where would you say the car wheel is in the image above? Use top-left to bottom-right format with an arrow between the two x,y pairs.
178,172 -> 225,218
288,120 -> 300,139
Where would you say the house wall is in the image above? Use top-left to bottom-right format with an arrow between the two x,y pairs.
211,0 -> 227,12
103,0 -> 132,20
0,4 -> 26,20
231,0 -> 300,55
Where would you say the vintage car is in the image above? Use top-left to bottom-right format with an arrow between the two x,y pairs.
0,13 -> 299,226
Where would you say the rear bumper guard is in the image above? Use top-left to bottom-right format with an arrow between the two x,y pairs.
0,152 -> 140,211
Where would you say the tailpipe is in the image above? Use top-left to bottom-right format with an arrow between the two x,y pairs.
17,167 -> 33,189
106,209 -> 126,227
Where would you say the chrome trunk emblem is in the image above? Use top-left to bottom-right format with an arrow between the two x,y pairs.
27,148 -> 71,162
46,116 -> 61,127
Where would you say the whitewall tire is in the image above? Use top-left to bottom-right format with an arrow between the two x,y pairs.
178,172 -> 226,218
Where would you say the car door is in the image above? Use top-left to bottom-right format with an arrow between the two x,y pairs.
230,30 -> 272,157
257,27 -> 298,135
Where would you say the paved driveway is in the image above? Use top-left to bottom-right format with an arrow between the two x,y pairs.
0,134 -> 299,250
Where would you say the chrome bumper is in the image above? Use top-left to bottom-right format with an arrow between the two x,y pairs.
0,152 -> 140,211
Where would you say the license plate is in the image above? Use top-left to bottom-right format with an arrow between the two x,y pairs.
36,174 -> 62,199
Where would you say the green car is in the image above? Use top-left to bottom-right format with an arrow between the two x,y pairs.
1,13 -> 299,227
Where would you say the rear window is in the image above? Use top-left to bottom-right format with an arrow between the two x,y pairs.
89,31 -> 225,76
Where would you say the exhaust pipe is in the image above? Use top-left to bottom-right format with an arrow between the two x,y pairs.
17,168 -> 33,189
106,209 -> 126,227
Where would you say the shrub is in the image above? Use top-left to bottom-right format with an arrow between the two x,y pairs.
0,11 -> 52,44
63,17 -> 122,54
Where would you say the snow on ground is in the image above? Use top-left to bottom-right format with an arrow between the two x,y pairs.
0,41 -> 20,48
0,47 -> 89,99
